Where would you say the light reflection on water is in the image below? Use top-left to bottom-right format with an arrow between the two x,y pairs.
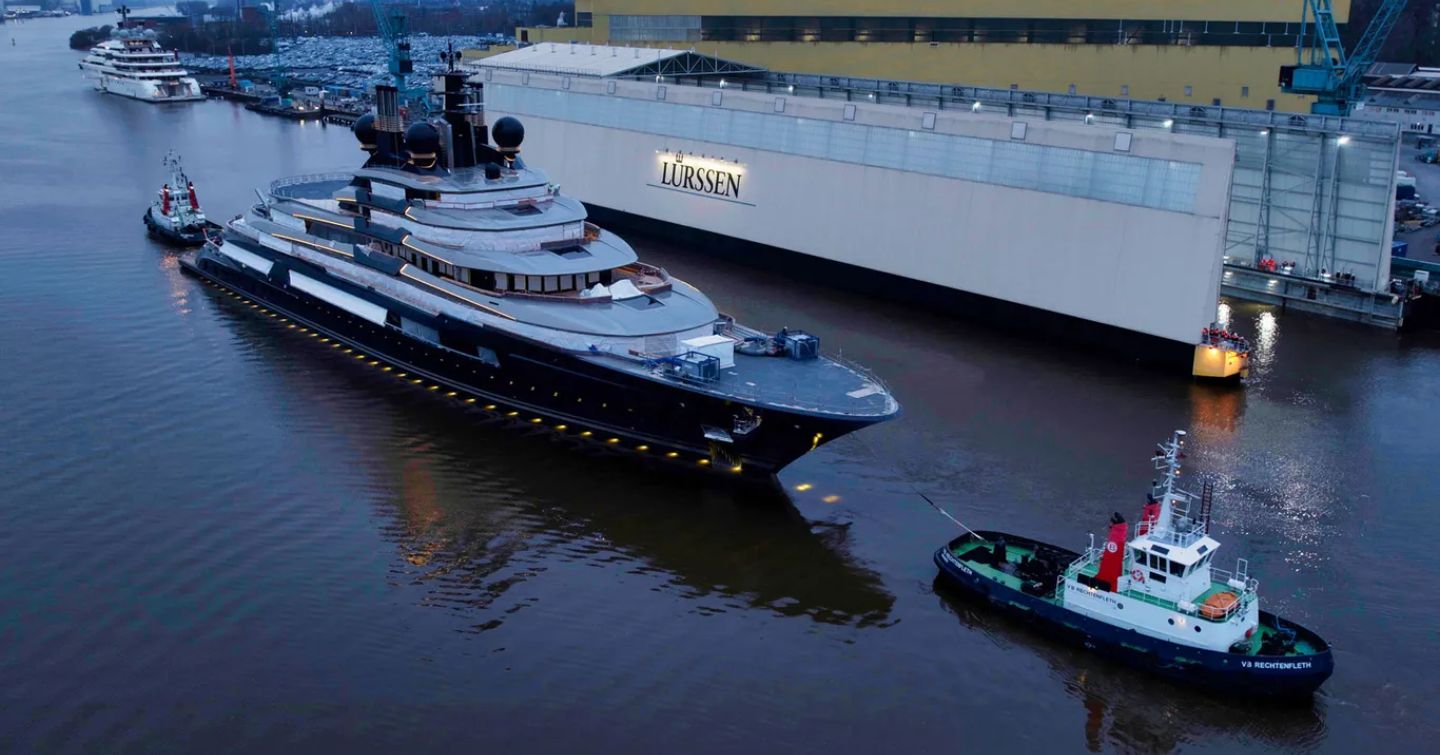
1254,310 -> 1280,370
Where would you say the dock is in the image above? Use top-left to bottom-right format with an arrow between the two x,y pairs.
1221,263 -> 1415,328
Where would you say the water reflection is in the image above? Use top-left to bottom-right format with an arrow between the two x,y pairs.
1253,310 -> 1280,371
933,580 -> 1326,752
1187,383 -> 1245,443
204,292 -> 896,628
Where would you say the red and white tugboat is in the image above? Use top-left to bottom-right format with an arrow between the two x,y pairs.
935,430 -> 1333,697
143,151 -> 220,246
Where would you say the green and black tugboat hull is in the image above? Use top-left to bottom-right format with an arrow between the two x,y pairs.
934,531 -> 1334,698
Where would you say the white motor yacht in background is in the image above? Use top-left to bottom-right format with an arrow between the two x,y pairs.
78,9 -> 201,103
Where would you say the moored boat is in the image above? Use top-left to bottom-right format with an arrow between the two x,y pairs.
77,9 -> 202,104
144,152 -> 220,246
934,430 -> 1333,697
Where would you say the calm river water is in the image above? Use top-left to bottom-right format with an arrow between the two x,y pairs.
3,16 -> 1439,754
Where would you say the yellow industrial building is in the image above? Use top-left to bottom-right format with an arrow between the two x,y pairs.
516,1 -> 1350,113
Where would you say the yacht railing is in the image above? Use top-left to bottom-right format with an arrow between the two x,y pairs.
269,173 -> 356,199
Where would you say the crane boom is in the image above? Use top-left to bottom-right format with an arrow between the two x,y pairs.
368,0 -> 427,116
1280,0 -> 1410,116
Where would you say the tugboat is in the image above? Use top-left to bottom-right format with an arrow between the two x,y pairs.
934,430 -> 1332,697
144,152 -> 219,246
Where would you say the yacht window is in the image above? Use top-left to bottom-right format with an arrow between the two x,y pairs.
560,274 -> 573,290
587,271 -> 600,285
459,268 -> 471,285
543,276 -> 558,292
527,276 -> 542,293
496,273 -> 509,290
513,275 -> 525,291
1168,560 -> 1185,577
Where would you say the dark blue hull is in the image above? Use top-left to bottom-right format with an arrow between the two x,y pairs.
934,532 -> 1333,698
145,210 -> 218,247
179,242 -> 883,477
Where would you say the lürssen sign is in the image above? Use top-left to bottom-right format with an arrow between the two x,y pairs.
648,151 -> 752,206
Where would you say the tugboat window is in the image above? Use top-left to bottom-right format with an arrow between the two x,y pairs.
1168,560 -> 1185,577
1150,572 -> 1168,583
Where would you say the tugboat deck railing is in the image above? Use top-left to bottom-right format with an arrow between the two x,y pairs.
1063,547 -> 1258,623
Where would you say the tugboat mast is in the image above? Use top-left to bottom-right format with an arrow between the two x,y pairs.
1150,429 -> 1190,537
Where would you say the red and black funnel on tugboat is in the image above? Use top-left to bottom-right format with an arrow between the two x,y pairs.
187,182 -> 199,211
1096,513 -> 1127,591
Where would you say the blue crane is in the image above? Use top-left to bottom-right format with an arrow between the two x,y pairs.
368,0 -> 429,116
261,0 -> 288,98
1280,0 -> 1410,116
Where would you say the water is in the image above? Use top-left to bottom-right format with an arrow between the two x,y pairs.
4,17 -> 1440,753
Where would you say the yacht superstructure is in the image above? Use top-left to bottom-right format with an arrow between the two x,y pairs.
181,74 -> 898,476
79,27 -> 201,103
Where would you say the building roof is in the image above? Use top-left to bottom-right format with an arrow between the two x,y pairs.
467,43 -> 764,79
1366,91 -> 1440,112
1369,75 -> 1440,94
1367,62 -> 1419,78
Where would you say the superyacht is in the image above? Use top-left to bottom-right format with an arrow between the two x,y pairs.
181,74 -> 899,476
78,13 -> 201,103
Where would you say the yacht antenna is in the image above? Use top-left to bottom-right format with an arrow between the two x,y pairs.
253,188 -> 269,208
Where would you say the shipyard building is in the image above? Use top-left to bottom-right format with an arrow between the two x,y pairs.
518,0 -> 1351,114
468,43 -> 1405,362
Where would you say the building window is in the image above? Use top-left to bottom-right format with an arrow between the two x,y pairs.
1184,85 -> 1193,97
1266,99 -> 1276,111
1241,85 -> 1250,98
610,14 -> 702,42
1120,85 -> 1129,96
1068,84 -> 1077,95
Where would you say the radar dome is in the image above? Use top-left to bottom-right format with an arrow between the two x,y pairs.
405,122 -> 440,157
492,117 -> 524,152
353,113 -> 377,150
